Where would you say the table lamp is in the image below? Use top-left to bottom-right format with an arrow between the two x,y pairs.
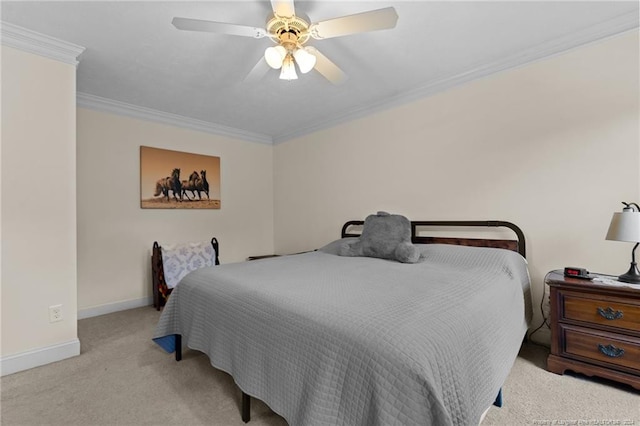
606,201 -> 640,283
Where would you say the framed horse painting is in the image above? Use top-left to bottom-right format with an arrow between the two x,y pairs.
140,146 -> 221,209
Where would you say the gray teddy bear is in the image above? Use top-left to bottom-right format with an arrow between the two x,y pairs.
339,211 -> 420,263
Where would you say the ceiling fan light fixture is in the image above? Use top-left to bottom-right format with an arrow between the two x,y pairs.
265,45 -> 287,69
293,47 -> 316,74
279,54 -> 298,80
173,4 -> 399,84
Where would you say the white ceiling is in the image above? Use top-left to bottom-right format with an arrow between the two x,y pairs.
2,1 -> 639,143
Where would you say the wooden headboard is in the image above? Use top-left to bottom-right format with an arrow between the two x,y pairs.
341,220 -> 526,258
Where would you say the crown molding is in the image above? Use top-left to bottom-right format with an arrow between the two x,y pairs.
77,93 -> 273,145
1,21 -> 85,66
67,9 -> 638,146
273,11 -> 639,144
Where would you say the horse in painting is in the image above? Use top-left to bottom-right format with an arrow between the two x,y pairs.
197,169 -> 210,199
181,171 -> 201,200
154,177 -> 169,198
154,168 -> 182,202
168,168 -> 182,201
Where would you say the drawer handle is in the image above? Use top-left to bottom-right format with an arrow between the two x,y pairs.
598,343 -> 625,358
597,307 -> 623,320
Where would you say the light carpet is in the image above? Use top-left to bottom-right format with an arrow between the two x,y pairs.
1,307 -> 638,425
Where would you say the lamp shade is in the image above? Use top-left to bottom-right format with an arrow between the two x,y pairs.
293,47 -> 316,74
265,45 -> 286,69
279,54 -> 298,80
606,210 -> 640,243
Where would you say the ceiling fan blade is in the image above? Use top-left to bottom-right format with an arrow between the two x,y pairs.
172,17 -> 267,38
271,0 -> 295,18
244,57 -> 271,84
306,47 -> 347,85
310,7 -> 398,40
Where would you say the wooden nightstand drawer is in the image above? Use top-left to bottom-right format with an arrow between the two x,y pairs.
563,292 -> 640,332
546,270 -> 640,390
562,325 -> 640,372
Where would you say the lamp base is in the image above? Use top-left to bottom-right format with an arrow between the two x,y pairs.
618,262 -> 640,284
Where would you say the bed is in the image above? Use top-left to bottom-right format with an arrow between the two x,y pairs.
153,218 -> 531,425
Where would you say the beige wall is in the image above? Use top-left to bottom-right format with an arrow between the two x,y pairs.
274,31 -> 640,342
76,109 -> 274,312
1,46 -> 79,358
3,26 -> 637,366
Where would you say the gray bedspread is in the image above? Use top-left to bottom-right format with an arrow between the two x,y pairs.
153,243 -> 531,426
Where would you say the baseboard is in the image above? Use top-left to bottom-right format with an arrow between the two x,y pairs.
1,338 -> 80,376
1,298 -> 152,376
78,297 -> 152,320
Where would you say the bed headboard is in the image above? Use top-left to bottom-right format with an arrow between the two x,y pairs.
341,220 -> 526,258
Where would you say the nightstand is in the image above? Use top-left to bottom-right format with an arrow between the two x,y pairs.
545,270 -> 640,390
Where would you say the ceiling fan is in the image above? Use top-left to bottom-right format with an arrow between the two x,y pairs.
171,0 -> 398,84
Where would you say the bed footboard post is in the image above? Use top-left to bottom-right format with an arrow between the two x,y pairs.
241,391 -> 251,423
152,241 -> 161,310
175,335 -> 182,362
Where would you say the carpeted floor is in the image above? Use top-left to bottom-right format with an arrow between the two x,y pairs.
1,307 -> 638,425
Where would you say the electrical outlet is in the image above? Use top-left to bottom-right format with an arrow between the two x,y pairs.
49,305 -> 63,323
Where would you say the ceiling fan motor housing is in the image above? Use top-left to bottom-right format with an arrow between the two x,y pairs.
279,31 -> 299,51
267,14 -> 311,46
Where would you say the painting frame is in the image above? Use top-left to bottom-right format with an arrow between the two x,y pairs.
140,146 -> 221,209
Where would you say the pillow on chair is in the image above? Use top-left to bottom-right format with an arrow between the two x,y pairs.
161,241 -> 217,289
338,211 -> 420,263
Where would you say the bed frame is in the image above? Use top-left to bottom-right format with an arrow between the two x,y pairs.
173,220 -> 526,422
151,237 -> 220,310
342,219 -> 526,258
